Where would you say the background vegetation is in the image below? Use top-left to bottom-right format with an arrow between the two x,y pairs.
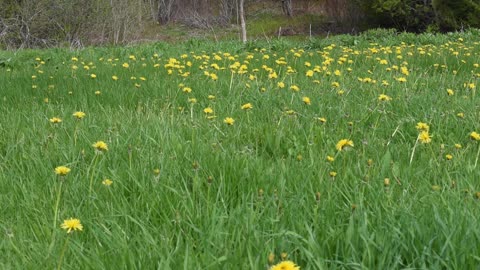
1,0 -> 480,49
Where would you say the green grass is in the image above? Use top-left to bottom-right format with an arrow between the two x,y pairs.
1,30 -> 480,269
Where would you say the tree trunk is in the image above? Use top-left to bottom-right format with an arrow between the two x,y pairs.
239,0 -> 246,43
282,0 -> 292,17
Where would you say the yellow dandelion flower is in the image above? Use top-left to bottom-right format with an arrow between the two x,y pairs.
302,96 -> 311,105
445,154 -> 453,160
329,171 -> 337,177
90,74 -> 97,79
73,111 -> 86,119
208,95 -> 216,100
49,117 -> 62,124
336,139 -> 354,151
224,117 -> 235,125
102,179 -> 113,186
241,103 -> 253,110
112,75 -> 118,81
418,131 -> 432,144
470,131 -> 480,141
306,70 -> 314,77
378,94 -> 392,101
203,107 -> 214,114
455,143 -> 462,149
271,260 -> 300,270
55,166 -> 71,176
447,89 -> 454,96
317,117 -> 327,123
290,85 -> 300,92
415,122 -> 430,132
326,155 -> 335,162
95,91 -> 101,95
60,218 -> 83,233
277,82 -> 285,88
92,141 -> 108,152
122,63 -> 129,68
183,87 -> 192,93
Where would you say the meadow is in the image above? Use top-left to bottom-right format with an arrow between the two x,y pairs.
1,29 -> 480,269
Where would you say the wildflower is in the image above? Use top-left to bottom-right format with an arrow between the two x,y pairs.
326,155 -> 335,162
329,171 -> 337,177
208,95 -> 216,100
153,168 -> 160,175
336,139 -> 354,151
95,91 -> 101,95
306,70 -> 314,77
203,107 -> 214,114
183,87 -> 192,93
90,74 -> 97,79
55,166 -> 71,176
73,111 -> 86,119
112,75 -> 118,81
224,117 -> 235,125
445,154 -> 453,160
290,85 -> 300,92
378,94 -> 392,101
384,178 -> 390,187
102,179 -> 113,186
50,117 -> 62,124
60,218 -> 83,233
455,143 -> 462,149
302,96 -> 311,105
447,89 -> 454,96
470,132 -> 480,141
92,141 -> 108,152
277,82 -> 285,88
122,63 -> 129,68
317,117 -> 327,124
188,98 -> 197,104
415,122 -> 429,132
418,131 -> 432,144
241,103 -> 253,110
268,253 -> 275,265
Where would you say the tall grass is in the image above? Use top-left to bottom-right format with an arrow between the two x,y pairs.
1,30 -> 480,269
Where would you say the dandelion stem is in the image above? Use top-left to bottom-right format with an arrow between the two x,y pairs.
57,235 -> 70,270
409,137 -> 419,165
475,144 -> 480,168
53,180 -> 64,228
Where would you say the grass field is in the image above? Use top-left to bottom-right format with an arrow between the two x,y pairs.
1,29 -> 480,269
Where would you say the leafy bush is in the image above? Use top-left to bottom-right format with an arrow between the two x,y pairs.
432,0 -> 480,31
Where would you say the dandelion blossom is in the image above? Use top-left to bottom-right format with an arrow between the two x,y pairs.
92,141 -> 108,152
336,139 -> 354,151
241,103 -> 253,110
418,131 -> 432,144
203,107 -> 214,114
302,96 -> 311,105
102,179 -> 113,186
73,111 -> 86,119
271,260 -> 300,270
61,218 -> 83,233
378,94 -> 392,101
50,117 -> 62,124
416,122 -> 430,132
224,117 -> 235,125
470,131 -> 480,141
55,166 -> 71,176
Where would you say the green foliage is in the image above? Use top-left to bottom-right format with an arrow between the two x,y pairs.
2,34 -> 480,269
433,0 -> 480,31
357,0 -> 436,32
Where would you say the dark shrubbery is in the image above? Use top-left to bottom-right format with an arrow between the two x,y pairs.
357,0 -> 480,32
